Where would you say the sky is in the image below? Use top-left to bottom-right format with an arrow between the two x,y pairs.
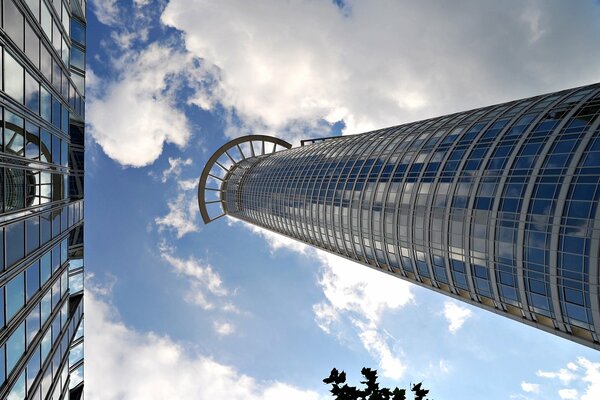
83,1 -> 600,399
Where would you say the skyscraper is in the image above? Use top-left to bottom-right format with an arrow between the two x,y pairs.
199,83 -> 600,350
0,0 -> 85,399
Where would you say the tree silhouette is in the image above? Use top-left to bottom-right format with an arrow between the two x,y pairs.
323,367 -> 431,400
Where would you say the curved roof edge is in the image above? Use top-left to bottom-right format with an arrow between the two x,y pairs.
197,135 -> 292,224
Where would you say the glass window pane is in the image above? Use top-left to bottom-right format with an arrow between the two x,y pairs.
26,304 -> 40,347
25,122 -> 40,160
4,0 -> 24,50
26,262 -> 40,301
25,21 -> 40,67
6,272 -> 25,321
40,252 -> 51,284
40,46 -> 52,81
71,19 -> 85,45
70,46 -> 85,70
26,347 -> 40,392
40,292 -> 51,324
40,1 -> 52,40
7,370 -> 25,400
25,71 -> 40,114
4,111 -> 25,157
52,96 -> 61,128
26,216 -> 39,254
4,51 -> 24,103
25,0 -> 40,21
40,86 -> 51,122
6,221 -> 25,267
6,322 -> 25,374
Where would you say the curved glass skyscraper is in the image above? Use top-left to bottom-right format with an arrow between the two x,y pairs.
200,83 -> 600,350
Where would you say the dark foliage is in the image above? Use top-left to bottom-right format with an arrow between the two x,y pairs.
323,367 -> 431,400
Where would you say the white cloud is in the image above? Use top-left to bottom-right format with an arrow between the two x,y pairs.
568,362 -> 579,371
578,357 -> 600,400
161,0 -> 600,144
521,382 -> 540,394
214,321 -> 235,337
160,246 -> 228,310
558,389 -> 579,400
88,43 -> 199,167
537,368 -> 577,385
89,0 -> 120,26
155,189 -> 199,238
530,358 -> 600,400
160,157 -> 193,183
85,288 -> 321,400
231,219 -> 413,380
443,301 -> 473,333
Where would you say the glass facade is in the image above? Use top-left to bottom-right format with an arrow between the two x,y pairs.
203,83 -> 600,349
0,0 -> 85,399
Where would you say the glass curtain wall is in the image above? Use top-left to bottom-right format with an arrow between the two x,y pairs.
0,0 -> 85,398
222,83 -> 600,350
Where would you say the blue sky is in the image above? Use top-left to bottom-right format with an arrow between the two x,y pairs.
84,1 -> 600,399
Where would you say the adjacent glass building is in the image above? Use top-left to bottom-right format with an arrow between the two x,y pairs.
0,0 -> 85,399
200,83 -> 600,349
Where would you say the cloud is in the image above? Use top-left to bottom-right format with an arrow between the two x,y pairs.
214,321 -> 235,337
558,389 -> 579,400
160,157 -> 193,183
537,368 -> 577,385
443,301 -> 473,333
88,42 -> 199,167
232,219 -> 413,380
521,382 -> 540,394
89,0 -> 120,26
160,245 -> 228,310
85,287 -> 322,400
161,0 -> 600,144
155,189 -> 200,238
525,358 -> 600,400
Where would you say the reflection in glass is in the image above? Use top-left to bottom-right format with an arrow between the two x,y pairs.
4,51 -> 24,103
4,111 -> 25,156
25,21 -> 40,67
25,71 -> 40,114
6,273 -> 25,322
6,322 -> 25,374
7,370 -> 25,400
6,222 -> 25,268
4,0 -> 24,50
40,86 -> 52,122
25,122 -> 40,160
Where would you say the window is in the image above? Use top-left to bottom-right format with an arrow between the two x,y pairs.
40,252 -> 51,285
25,0 -> 40,21
6,322 -> 25,374
4,51 -> 24,103
25,21 -> 40,67
40,292 -> 51,325
7,370 -> 25,400
26,305 -> 40,347
26,262 -> 40,301
4,0 -> 24,50
25,122 -> 40,160
6,272 -> 25,321
71,45 -> 85,70
71,18 -> 85,45
26,348 -> 40,392
40,46 -> 52,81
6,221 -> 25,267
40,86 -> 51,122
4,111 -> 25,157
25,71 -> 40,114
26,216 -> 40,254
